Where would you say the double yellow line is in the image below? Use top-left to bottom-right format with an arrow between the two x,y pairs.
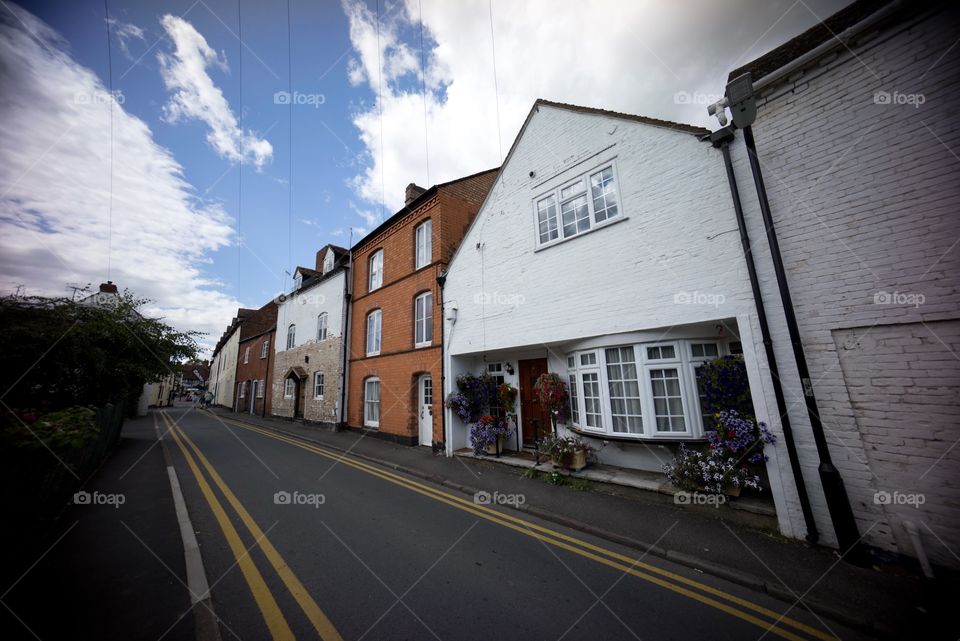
160,411 -> 342,641
203,411 -> 838,641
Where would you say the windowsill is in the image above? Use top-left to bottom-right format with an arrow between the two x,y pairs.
315,396 -> 324,401
414,342 -> 432,349
366,351 -> 380,357
534,215 -> 628,253
568,425 -> 705,443
364,424 -> 379,429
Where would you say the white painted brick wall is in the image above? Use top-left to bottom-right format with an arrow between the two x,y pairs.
441,104 -> 811,538
275,271 -> 346,353
727,6 -> 960,562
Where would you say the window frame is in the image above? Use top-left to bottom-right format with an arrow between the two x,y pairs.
283,378 -> 295,398
256,379 -> 265,398
413,291 -> 433,348
366,309 -> 382,356
317,312 -> 328,341
239,381 -> 246,399
260,340 -> 269,359
314,372 -> 324,399
286,324 -> 296,350
364,377 -> 381,428
369,249 -> 384,292
564,338 -> 722,440
414,219 -> 432,270
533,161 -> 622,249
243,346 -> 250,364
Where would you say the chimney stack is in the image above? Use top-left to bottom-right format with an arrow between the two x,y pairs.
405,183 -> 426,205
99,281 -> 118,294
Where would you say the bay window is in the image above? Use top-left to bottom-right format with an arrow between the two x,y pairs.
565,339 -> 730,439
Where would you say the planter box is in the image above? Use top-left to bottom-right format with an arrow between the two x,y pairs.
552,449 -> 587,472
484,436 -> 504,456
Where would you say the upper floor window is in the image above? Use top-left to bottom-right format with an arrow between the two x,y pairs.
256,379 -> 265,398
322,250 -> 335,274
294,273 -> 302,290
243,346 -> 250,364
260,340 -> 269,358
317,312 -> 328,341
366,309 -> 382,356
369,249 -> 384,291
415,220 -> 432,269
286,324 -> 296,349
535,163 -> 620,247
414,292 -> 432,347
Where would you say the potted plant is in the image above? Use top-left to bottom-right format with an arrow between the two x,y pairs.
533,373 -> 569,434
539,434 -> 595,471
469,414 -> 513,456
663,410 -> 776,496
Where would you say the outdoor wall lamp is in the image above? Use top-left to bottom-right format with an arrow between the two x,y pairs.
505,363 -> 515,376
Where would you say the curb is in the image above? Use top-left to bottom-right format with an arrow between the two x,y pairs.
210,409 -> 892,640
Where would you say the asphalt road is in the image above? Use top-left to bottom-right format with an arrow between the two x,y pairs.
159,406 -> 865,641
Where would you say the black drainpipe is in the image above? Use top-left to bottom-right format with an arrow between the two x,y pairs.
712,126 -> 818,543
338,260 -> 352,432
741,125 -> 866,563
436,270 -> 447,452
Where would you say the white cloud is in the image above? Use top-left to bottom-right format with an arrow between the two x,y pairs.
0,4 -> 242,354
107,18 -> 145,60
157,15 -> 273,170
341,0 -> 845,213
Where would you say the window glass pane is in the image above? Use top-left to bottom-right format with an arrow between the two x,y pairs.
647,345 -> 676,360
365,380 -> 380,424
590,167 -> 618,222
568,374 -> 579,424
561,194 -> 590,238
694,364 -> 716,430
370,251 -> 383,290
537,196 -> 558,244
580,353 -> 597,366
567,355 -> 575,369
691,342 -> 718,359
367,311 -> 381,354
582,372 -> 602,428
605,347 -> 642,433
416,221 -> 432,268
729,341 -> 744,355
560,180 -> 585,200
650,368 -> 686,432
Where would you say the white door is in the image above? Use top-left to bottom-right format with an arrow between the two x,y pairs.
418,375 -> 433,446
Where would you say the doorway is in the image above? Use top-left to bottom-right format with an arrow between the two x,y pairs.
418,374 -> 433,446
519,358 -> 550,446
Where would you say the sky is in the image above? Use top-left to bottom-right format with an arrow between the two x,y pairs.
0,0 -> 848,354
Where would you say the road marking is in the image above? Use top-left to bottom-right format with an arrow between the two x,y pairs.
162,412 -> 343,641
163,414 -> 296,641
206,411 -> 837,641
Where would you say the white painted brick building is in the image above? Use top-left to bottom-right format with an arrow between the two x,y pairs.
718,1 -> 960,565
440,100 -> 807,538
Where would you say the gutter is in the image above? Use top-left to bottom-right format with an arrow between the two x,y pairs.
338,259 -> 352,431
437,270 -> 447,452
750,0 -> 904,96
711,126 -> 819,543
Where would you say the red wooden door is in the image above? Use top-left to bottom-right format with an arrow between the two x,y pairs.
519,358 -> 550,446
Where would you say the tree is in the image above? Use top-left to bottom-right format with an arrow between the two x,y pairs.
0,290 -> 199,413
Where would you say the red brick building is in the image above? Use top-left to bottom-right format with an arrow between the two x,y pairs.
347,169 -> 498,446
234,301 -> 278,416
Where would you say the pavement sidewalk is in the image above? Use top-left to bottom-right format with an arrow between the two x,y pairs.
1,412 -> 196,641
207,405 -> 956,640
